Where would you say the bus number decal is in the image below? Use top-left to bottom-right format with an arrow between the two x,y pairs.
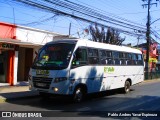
104,67 -> 115,73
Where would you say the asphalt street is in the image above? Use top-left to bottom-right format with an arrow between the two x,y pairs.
0,80 -> 160,120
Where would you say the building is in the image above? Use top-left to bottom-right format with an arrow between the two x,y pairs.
135,42 -> 158,72
0,22 -> 64,86
156,46 -> 160,71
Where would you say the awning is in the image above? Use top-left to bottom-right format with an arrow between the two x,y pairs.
0,38 -> 43,47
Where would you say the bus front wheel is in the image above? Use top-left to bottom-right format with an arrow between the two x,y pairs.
73,87 -> 85,102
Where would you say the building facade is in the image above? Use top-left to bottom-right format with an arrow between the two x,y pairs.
136,42 -> 158,71
0,22 -> 63,86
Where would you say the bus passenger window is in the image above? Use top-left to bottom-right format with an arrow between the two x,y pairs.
113,51 -> 120,65
88,49 -> 99,65
137,54 -> 143,65
132,54 -> 138,65
72,48 -> 87,67
107,58 -> 113,65
114,59 -> 120,65
126,53 -> 132,65
99,50 -> 106,65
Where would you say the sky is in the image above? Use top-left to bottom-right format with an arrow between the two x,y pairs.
0,0 -> 160,45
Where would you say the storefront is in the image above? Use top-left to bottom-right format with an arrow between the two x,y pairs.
0,21 -> 63,86
0,41 -> 40,86
0,43 -> 18,85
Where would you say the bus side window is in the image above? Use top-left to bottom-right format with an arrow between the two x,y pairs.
126,53 -> 132,65
137,54 -> 143,65
113,51 -> 120,65
72,48 -> 87,67
99,50 -> 113,65
119,52 -> 125,65
88,48 -> 99,65
106,51 -> 113,65
121,53 -> 127,65
99,50 -> 106,65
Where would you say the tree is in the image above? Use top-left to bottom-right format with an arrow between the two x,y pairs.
89,24 -> 125,45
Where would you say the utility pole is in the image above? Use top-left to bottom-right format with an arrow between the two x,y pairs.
142,0 -> 159,79
69,22 -> 71,36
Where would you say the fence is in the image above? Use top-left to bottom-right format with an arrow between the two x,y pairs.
144,71 -> 160,80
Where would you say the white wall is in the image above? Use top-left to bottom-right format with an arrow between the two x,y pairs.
16,26 -> 62,45
13,51 -> 18,85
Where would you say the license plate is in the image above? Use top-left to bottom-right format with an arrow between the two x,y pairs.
36,70 -> 49,76
36,83 -> 46,87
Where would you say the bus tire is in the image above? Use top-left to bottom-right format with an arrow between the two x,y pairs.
123,80 -> 131,94
73,87 -> 85,103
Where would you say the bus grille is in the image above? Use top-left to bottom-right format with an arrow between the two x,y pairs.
32,77 -> 52,89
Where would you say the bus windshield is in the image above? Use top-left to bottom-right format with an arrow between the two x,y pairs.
32,43 -> 75,70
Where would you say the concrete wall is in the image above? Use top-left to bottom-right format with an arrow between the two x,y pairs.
16,26 -> 62,45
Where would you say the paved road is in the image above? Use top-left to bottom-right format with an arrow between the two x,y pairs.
0,80 -> 160,120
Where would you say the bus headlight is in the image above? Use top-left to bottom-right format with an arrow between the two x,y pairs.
54,77 -> 67,83
53,87 -> 59,92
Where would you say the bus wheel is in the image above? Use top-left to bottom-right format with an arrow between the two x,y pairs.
73,87 -> 85,102
123,81 -> 130,93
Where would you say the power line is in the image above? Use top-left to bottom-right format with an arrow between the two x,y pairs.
63,0 -> 146,30
13,0 -> 147,32
75,0 -> 146,28
12,0 -> 146,38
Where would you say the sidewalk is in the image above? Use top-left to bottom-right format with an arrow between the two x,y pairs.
0,85 -> 39,103
0,79 -> 160,103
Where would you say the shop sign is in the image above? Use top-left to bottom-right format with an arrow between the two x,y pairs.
0,43 -> 15,50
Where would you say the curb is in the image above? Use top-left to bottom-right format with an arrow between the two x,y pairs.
143,79 -> 160,83
0,97 -> 6,103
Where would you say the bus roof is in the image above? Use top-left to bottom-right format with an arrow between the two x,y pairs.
47,38 -> 142,54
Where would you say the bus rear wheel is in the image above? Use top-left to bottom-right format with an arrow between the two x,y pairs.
73,87 -> 85,102
123,81 -> 131,93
